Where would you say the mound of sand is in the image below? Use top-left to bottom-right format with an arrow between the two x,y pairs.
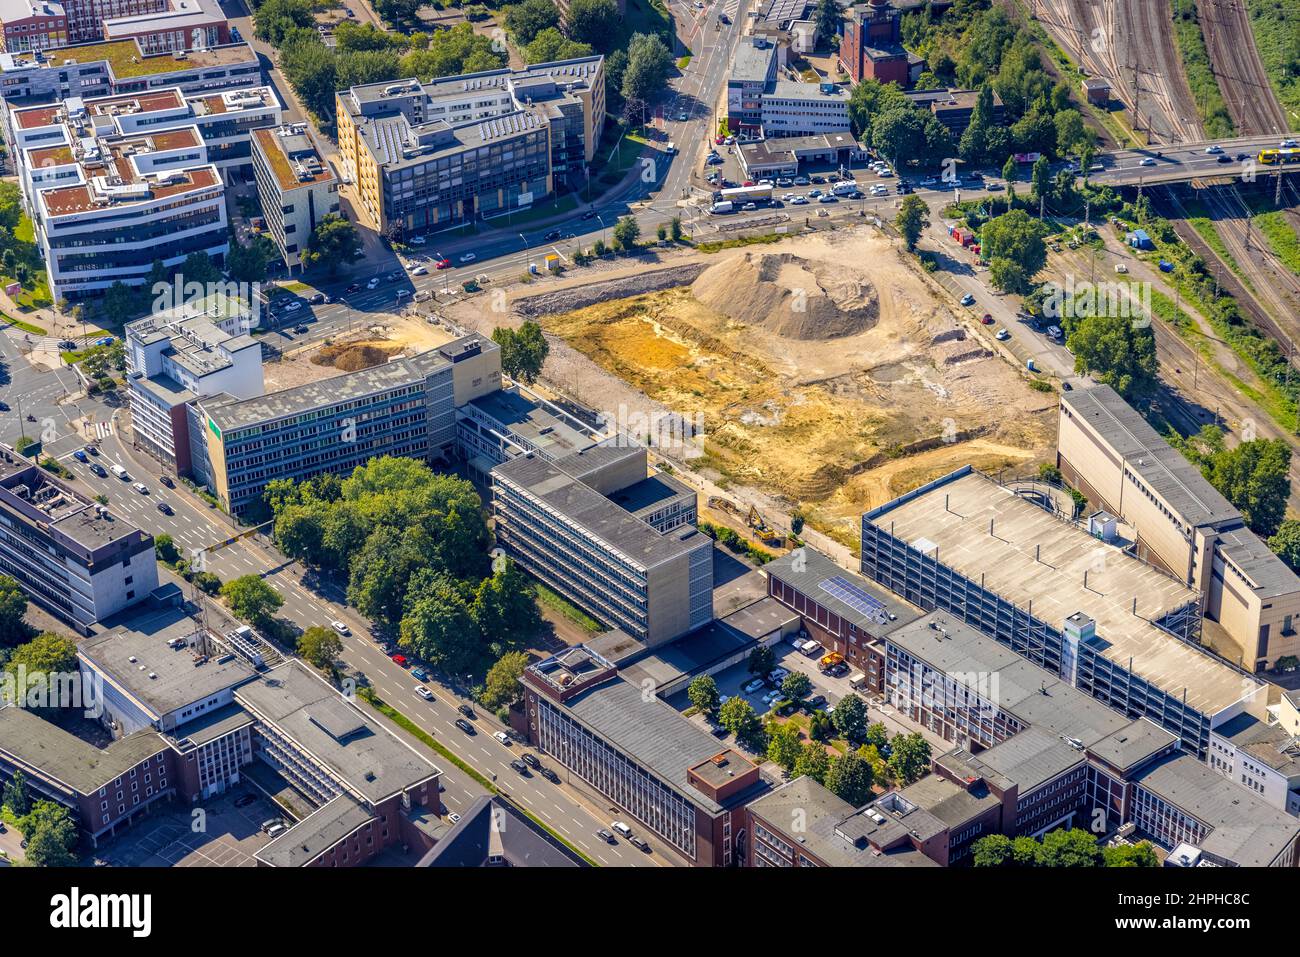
311,341 -> 403,372
691,251 -> 879,339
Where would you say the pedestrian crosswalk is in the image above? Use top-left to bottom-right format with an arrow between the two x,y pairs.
94,419 -> 115,439
720,0 -> 739,19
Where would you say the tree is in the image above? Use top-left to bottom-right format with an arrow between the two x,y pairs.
1067,313 -> 1158,401
1030,154 -> 1052,205
373,0 -> 421,25
864,721 -> 889,750
981,209 -> 1049,292
825,750 -> 874,806
6,632 -> 77,679
611,215 -> 641,252
886,732 -> 931,785
1103,842 -> 1158,867
17,800 -> 78,867
896,194 -> 930,252
0,574 -> 32,647
399,23 -> 506,81
1037,827 -> 1104,867
1202,438 -> 1292,538
669,216 -> 683,242
767,720 -> 804,772
719,696 -> 765,750
491,320 -> 550,384
1269,520 -> 1300,572
154,533 -> 180,565
3,768 -> 30,816
972,833 -> 1015,867
470,558 -> 542,651
298,625 -> 343,671
687,674 -> 721,717
567,0 -> 621,52
1054,108 -> 1088,156
831,693 -> 868,742
871,107 -> 927,166
227,234 -> 277,284
505,0 -> 559,46
482,650 -> 530,710
302,215 -> 360,274
103,280 -> 138,326
180,251 -> 221,286
622,33 -> 672,105
400,574 -> 480,675
793,743 -> 831,784
781,672 -> 812,702
347,526 -> 424,625
523,27 -> 593,64
220,575 -> 284,626
747,644 -> 776,677
254,0 -> 313,45
812,0 -> 840,49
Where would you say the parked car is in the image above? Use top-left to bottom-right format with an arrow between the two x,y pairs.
455,718 -> 476,734
742,677 -> 765,694
960,293 -> 976,306
539,767 -> 560,783
493,731 -> 512,746
409,265 -> 427,276
995,328 -> 1010,341
611,821 -> 634,838
1114,263 -> 1129,274
415,686 -> 434,701
630,836 -> 651,853
411,667 -> 428,681
391,654 -> 409,667
980,313 -> 994,325
457,704 -> 476,720
521,752 -> 540,769
234,794 -> 257,808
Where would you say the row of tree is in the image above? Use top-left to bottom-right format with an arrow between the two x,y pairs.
973,827 -> 1157,868
2,772 -> 79,866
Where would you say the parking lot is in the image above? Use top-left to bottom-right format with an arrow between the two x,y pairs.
97,786 -> 284,868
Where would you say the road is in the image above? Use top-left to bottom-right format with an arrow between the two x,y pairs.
1088,135 -> 1300,187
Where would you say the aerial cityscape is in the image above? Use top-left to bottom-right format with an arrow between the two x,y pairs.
0,0 -> 1298,911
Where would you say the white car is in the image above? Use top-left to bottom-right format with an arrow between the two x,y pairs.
994,328 -> 1010,341
768,667 -> 790,683
742,677 -> 765,694
459,252 -> 477,264
1282,139 -> 1298,148
1139,157 -> 1156,166
612,821 -> 633,838
493,731 -> 512,746
415,686 -> 434,701
132,482 -> 148,494
1114,263 -> 1129,274
366,276 -> 380,289
408,235 -> 427,245
282,300 -> 303,312
409,265 -> 428,276
331,620 -> 351,636
791,196 -> 808,205
1205,145 -> 1222,154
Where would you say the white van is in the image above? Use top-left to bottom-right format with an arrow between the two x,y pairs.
110,464 -> 128,479
710,201 -> 734,214
611,821 -> 633,838
800,639 -> 822,657
849,672 -> 869,691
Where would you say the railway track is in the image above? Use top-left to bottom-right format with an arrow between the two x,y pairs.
1197,0 -> 1288,136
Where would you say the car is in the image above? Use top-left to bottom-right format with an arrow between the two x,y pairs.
741,202 -> 757,211
819,194 -> 838,203
811,175 -> 825,184
1283,139 -> 1299,148
543,229 -> 561,242
630,836 -> 651,853
387,270 -> 403,282
1114,263 -> 1129,274
742,677 -> 765,694
597,829 -> 616,844
459,252 -> 477,264
539,766 -> 560,783
432,258 -> 452,271
706,154 -> 724,165
132,482 -> 148,494
719,11 -> 729,22
493,731 -> 512,746
582,209 -> 598,219
1062,380 -> 1073,391
776,178 -> 793,187
1139,157 -> 1156,167
457,703 -> 476,720
960,293 -> 976,306
808,189 -> 822,198
455,718 -> 476,734
877,168 -> 894,177
980,313 -> 994,325
611,821 -> 634,838
805,694 -> 828,712
156,502 -> 173,515
391,654 -> 409,667
447,812 -> 461,824
1205,145 -> 1223,154
346,283 -> 360,294
89,464 -> 107,477
73,449 -> 88,463
1236,152 -> 1250,161
261,818 -> 284,835
793,175 -> 809,186
411,667 -> 428,681
521,752 -> 540,769
742,180 -> 754,187
282,300 -> 303,312
331,621 -> 350,636
677,111 -> 689,122
986,181 -> 1003,191
1216,154 -> 1233,164
415,686 -> 434,701
768,667 -> 789,683
294,324 -> 308,334
791,196 -> 808,205
509,759 -> 529,775
366,277 -> 380,290
995,328 -> 1010,341
309,293 -> 326,304
410,265 -> 427,276
919,176 -> 938,186
234,794 -> 257,808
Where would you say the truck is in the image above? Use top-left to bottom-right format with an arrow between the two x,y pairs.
720,184 -> 772,204
709,201 -> 734,214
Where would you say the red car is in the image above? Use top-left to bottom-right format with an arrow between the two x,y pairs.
981,313 -> 994,325
391,654 -> 409,667
435,258 -> 451,270
715,136 -> 724,145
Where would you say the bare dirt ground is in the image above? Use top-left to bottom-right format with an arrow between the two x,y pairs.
261,315 -> 456,392
447,229 -> 1056,546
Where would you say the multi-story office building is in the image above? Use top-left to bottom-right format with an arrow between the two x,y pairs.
904,88 -> 1005,138
250,124 -> 338,271
456,382 -> 596,487
0,443 -> 157,634
191,334 -> 499,515
518,645 -> 767,866
11,93 -> 228,299
335,57 -> 604,236
124,297 -> 263,472
0,37 -> 258,103
100,0 -> 227,54
860,465 -> 1268,756
727,37 -> 778,136
759,80 -> 851,136
0,0 -> 66,52
1058,383 -> 1300,672
1208,713 -> 1300,816
493,443 -> 713,646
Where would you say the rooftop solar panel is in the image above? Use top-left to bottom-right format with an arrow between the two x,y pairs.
819,575 -> 890,624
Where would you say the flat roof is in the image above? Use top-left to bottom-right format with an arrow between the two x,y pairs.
252,125 -> 333,192
493,454 -> 710,569
561,674 -> 760,814
0,706 -> 167,795
465,387 -> 594,459
1212,712 -> 1300,777
235,660 -> 440,805
766,544 -> 920,636
865,468 -> 1251,715
80,605 -> 256,719
1062,384 -> 1241,529
1214,527 -> 1300,600
255,793 -> 373,867
731,38 -> 777,83
0,450 -> 149,552
1133,752 -> 1300,866
45,39 -> 255,80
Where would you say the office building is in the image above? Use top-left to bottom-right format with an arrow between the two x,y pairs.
759,80 -> 851,136
456,382 -> 597,487
100,0 -> 227,54
905,88 -> 1005,138
0,37 -> 258,103
841,0 -> 910,86
727,37 -> 778,136
0,0 -> 66,52
1058,383 -> 1300,671
10,91 -> 228,300
518,645 -> 767,865
191,334 -> 499,515
250,124 -> 338,271
860,465 -> 1267,756
0,0 -> 227,49
335,57 -> 604,236
1207,713 -> 1300,816
0,443 -> 157,634
125,295 -> 264,473
493,443 -> 713,646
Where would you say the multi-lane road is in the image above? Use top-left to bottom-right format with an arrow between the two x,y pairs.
1089,135 -> 1300,187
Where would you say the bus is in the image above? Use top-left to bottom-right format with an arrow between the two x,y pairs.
1259,148 -> 1300,165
